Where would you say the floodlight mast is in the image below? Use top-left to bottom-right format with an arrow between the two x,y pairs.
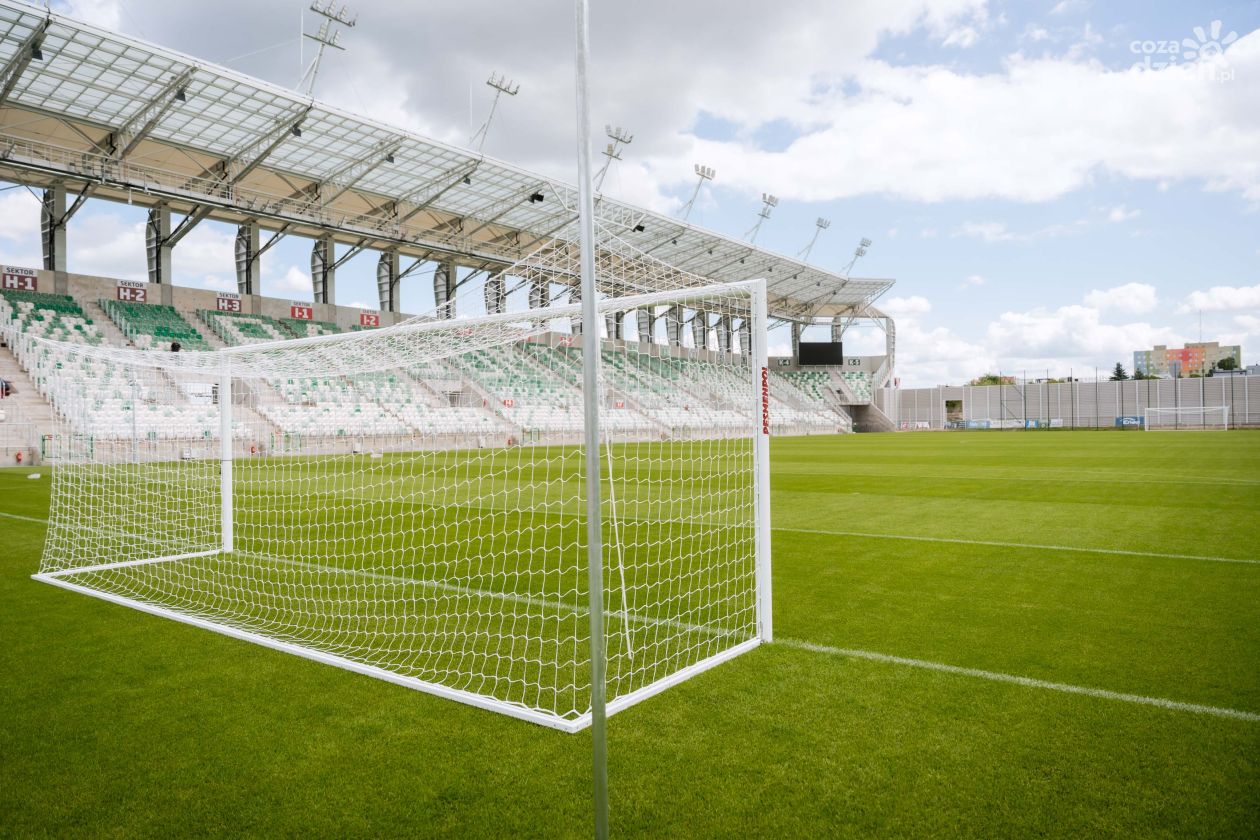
573,2 -> 609,839
797,217 -> 830,262
841,237 -> 872,276
593,125 -> 633,191
679,163 -> 715,221
298,2 -> 356,97
469,73 -> 521,153
745,192 -> 778,243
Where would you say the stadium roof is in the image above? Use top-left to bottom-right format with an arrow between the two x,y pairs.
0,0 -> 892,319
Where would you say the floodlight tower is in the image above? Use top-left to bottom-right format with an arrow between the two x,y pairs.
797,217 -> 830,262
745,193 -> 778,243
298,2 -> 356,97
594,125 -> 633,190
679,164 -> 715,222
842,237 -> 872,276
469,73 -> 521,152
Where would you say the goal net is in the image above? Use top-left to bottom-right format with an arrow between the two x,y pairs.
1144,405 -> 1230,431
25,275 -> 770,732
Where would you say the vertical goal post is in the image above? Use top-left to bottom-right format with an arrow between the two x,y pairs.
27,276 -> 772,735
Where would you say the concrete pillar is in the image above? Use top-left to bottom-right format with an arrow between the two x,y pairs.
604,311 -> 623,340
666,304 -> 683,346
529,277 -> 550,311
690,309 -> 708,350
145,204 -> 172,286
791,322 -> 802,358
433,259 -> 456,318
717,314 -> 732,353
310,234 -> 336,304
40,185 -> 67,273
235,221 -> 260,295
376,250 -> 400,313
738,318 -> 752,356
831,320 -> 844,343
636,309 -> 652,345
483,272 -> 505,315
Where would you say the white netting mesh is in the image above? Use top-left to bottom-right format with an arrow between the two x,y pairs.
30,273 -> 766,730
1144,405 -> 1230,431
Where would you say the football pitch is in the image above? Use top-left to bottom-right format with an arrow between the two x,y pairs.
2,430 -> 1258,837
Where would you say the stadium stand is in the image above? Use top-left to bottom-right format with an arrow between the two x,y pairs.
0,290 -> 102,345
841,371 -> 873,402
99,299 -> 211,351
0,282 -> 856,447
280,318 -> 341,339
198,309 -> 291,346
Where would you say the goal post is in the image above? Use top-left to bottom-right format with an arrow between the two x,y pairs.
27,279 -> 770,733
1144,405 -> 1230,431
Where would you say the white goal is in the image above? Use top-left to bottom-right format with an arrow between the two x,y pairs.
1144,405 -> 1230,431
25,276 -> 771,733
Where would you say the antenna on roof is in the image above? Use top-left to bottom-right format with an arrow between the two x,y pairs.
745,193 -> 778,243
469,73 -> 520,153
679,164 -> 715,222
797,217 -> 830,262
298,2 -> 356,97
593,125 -> 633,191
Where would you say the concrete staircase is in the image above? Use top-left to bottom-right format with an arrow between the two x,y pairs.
0,342 -> 55,461
177,307 -> 228,349
81,298 -> 131,348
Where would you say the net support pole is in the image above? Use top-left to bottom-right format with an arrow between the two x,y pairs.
749,279 -> 773,642
573,1 -> 609,838
219,357 -> 234,553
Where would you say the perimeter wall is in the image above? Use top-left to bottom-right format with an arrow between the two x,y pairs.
879,375 -> 1260,430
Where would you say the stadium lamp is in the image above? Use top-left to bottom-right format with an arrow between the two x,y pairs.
174,86 -> 186,103
745,193 -> 778,243
594,125 -> 633,190
680,164 -> 716,221
30,44 -> 43,61
469,72 -> 521,152
797,217 -> 830,262
529,192 -> 545,203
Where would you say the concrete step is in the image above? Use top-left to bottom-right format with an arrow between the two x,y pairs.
176,307 -> 228,349
81,298 -> 131,347
0,341 -> 56,435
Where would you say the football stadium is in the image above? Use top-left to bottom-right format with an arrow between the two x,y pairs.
0,2 -> 1257,837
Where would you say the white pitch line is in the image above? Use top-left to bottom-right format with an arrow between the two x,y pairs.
778,637 -> 1260,723
0,511 -> 49,524
776,527 -> 1260,566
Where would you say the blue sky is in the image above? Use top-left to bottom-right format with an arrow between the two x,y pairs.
2,0 -> 1257,385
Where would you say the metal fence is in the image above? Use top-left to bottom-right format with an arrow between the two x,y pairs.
880,375 -> 1260,430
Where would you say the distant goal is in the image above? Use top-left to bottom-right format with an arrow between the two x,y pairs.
1144,405 -> 1230,431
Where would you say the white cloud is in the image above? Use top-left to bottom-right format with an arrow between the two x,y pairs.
986,304 -> 1179,363
882,295 -> 932,316
1083,282 -> 1158,314
943,26 -> 980,48
272,266 -> 313,297
1050,0 -> 1087,15
955,221 -> 1014,242
1107,204 -> 1141,222
960,274 -> 986,288
1179,283 -> 1260,313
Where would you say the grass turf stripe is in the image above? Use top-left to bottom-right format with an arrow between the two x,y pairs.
778,637 -> 1260,722
775,527 -> 1260,566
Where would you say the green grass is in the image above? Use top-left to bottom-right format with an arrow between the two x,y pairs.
2,431 -> 1259,837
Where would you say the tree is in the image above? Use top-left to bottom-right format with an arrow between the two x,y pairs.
1133,370 -> 1159,380
969,373 -> 1010,386
1217,356 -> 1239,371
1109,363 -> 1129,381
